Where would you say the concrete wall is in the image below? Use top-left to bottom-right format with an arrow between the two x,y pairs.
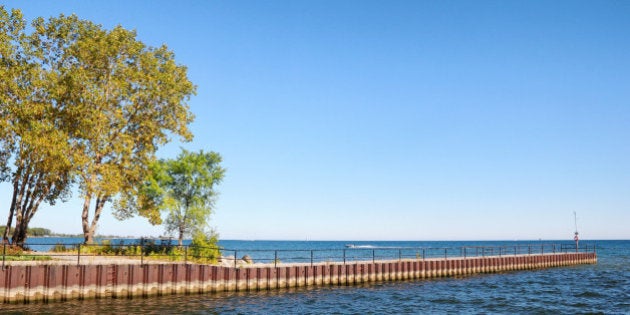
0,252 -> 596,304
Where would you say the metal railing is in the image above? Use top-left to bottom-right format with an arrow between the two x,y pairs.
222,243 -> 595,267
2,241 -> 596,269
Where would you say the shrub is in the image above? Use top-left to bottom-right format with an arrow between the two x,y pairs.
2,244 -> 23,256
1,245 -> 52,261
189,230 -> 220,263
51,243 -> 68,252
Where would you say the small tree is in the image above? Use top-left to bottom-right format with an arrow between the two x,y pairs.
163,150 -> 224,246
116,149 -> 224,246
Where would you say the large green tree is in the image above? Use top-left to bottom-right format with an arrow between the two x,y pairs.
1,7 -> 74,245
1,9 -> 195,245
30,15 -> 196,244
116,149 -> 224,246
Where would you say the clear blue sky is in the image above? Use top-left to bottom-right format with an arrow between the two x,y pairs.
2,0 -> 629,240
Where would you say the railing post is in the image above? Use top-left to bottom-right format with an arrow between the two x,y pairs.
444,248 -> 447,260
372,249 -> 375,264
463,247 -> 467,259
234,250 -> 237,268
274,250 -> 278,268
185,246 -> 188,264
422,249 -> 425,260
77,244 -> 81,265
343,249 -> 346,265
528,245 -> 531,255
481,247 -> 485,257
310,250 -> 313,267
399,249 -> 402,262
553,244 -> 556,254
140,237 -> 144,265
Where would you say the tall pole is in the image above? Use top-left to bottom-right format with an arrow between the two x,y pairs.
573,211 -> 579,252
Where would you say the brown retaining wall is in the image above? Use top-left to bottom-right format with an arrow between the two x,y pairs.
0,252 -> 596,304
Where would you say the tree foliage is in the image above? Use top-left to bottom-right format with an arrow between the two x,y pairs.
1,7 -> 74,245
116,149 -> 224,246
0,226 -> 51,237
1,7 -> 196,245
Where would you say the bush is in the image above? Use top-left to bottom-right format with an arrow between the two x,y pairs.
2,244 -> 23,256
40,236 -> 223,264
189,230 -> 220,263
51,243 -> 68,252
141,238 -> 174,256
1,244 -> 52,261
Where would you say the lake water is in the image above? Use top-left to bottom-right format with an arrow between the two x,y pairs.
3,239 -> 628,314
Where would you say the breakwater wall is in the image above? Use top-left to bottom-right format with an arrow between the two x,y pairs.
1,252 -> 596,304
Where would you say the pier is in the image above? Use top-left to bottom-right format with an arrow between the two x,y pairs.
1,243 -> 596,303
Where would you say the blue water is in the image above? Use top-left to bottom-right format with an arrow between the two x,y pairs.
4,239 -> 629,314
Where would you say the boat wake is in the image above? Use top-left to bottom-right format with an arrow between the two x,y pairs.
345,244 -> 377,249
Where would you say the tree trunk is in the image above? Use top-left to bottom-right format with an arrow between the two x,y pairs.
11,218 -> 28,246
89,196 -> 107,243
178,226 -> 184,247
10,163 -> 29,246
3,179 -> 19,243
11,225 -> 23,246
81,192 -> 93,244
178,205 -> 187,247
83,194 -> 107,244
12,188 -> 48,246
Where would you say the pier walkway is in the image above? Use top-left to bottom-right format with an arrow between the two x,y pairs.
1,243 -> 597,303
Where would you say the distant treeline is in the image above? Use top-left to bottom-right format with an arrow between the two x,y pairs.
0,227 -> 52,237
0,227 -> 143,239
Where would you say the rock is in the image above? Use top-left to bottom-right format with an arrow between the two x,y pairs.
218,256 -> 235,267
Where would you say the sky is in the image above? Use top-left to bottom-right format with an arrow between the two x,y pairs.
1,0 -> 629,240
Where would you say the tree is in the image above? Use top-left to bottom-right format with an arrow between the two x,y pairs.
162,150 -> 224,246
2,109 -> 74,245
1,10 -> 195,245
0,6 -> 23,243
116,149 -> 224,246
0,6 -> 17,182
0,6 -> 21,199
29,14 -> 196,244
1,7 -> 74,245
